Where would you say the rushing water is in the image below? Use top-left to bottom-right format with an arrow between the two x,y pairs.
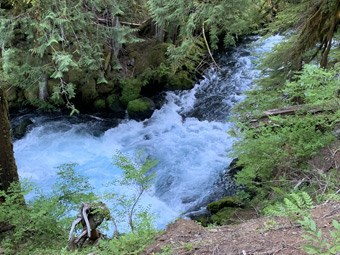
12,35 -> 282,230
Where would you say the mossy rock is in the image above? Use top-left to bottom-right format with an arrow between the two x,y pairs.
24,84 -> 39,101
68,68 -> 86,83
6,87 -> 17,102
207,196 -> 243,214
106,94 -> 125,117
119,78 -> 142,105
147,43 -> 170,67
191,214 -> 210,227
210,207 -> 235,225
80,78 -> 99,103
93,99 -> 106,111
97,80 -> 115,94
12,118 -> 33,140
17,90 -> 25,103
127,97 -> 154,121
126,42 -> 172,76
168,71 -> 195,90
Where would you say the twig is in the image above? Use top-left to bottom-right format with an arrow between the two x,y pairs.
212,244 -> 220,255
202,23 -> 221,70
323,189 -> 340,206
294,178 -> 306,190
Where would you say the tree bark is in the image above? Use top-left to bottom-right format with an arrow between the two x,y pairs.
0,88 -> 19,201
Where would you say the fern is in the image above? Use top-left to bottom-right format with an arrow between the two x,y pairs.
299,217 -> 340,254
263,192 -> 314,219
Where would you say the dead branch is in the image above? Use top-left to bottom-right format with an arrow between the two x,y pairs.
67,202 -> 110,251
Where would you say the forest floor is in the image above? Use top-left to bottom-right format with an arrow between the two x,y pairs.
143,201 -> 340,255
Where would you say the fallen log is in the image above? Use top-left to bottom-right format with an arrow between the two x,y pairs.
67,202 -> 110,251
249,104 -> 334,127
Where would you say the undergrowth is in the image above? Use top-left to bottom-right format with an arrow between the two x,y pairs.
0,151 -> 159,255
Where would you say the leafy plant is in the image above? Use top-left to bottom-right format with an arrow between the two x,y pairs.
299,217 -> 340,254
263,191 -> 314,220
0,164 -> 96,254
106,150 -> 158,234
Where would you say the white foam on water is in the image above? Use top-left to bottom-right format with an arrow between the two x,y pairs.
14,35 -> 283,231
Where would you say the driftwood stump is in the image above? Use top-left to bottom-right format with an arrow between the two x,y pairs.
67,202 -> 110,250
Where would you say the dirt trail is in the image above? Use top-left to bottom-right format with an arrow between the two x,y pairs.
143,202 -> 340,254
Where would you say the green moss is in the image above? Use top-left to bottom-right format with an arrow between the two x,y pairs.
147,43 -> 170,67
97,80 -> 115,94
193,215 -> 210,227
168,71 -> 194,90
24,83 -> 39,101
210,207 -> 235,225
68,68 -> 86,83
80,78 -> 99,102
127,42 -> 172,76
17,91 -> 25,103
127,98 -> 151,115
106,94 -> 124,116
93,99 -> 106,111
6,87 -> 17,102
207,196 -> 242,214
120,78 -> 142,105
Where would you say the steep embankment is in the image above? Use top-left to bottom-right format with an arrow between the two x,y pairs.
144,201 -> 340,255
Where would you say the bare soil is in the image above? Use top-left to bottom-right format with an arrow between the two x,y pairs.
143,202 -> 340,255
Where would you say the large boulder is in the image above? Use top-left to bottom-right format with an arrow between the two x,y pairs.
80,78 -> 99,103
127,97 -> 155,121
12,118 -> 33,140
97,80 -> 115,94
24,84 -> 39,101
228,158 -> 243,178
93,99 -> 106,111
119,78 -> 142,105
207,196 -> 243,214
6,87 -> 17,102
168,71 -> 195,90
106,94 -> 125,117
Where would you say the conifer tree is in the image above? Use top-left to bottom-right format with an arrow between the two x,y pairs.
0,0 -> 141,197
147,0 -> 259,72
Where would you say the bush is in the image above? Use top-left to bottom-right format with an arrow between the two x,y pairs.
0,154 -> 159,254
231,64 -> 340,202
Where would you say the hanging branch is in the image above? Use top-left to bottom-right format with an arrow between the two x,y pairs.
202,23 -> 221,70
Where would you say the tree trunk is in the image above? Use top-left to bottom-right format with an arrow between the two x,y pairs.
0,88 -> 19,201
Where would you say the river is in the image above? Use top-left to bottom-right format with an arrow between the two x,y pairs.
12,35 -> 282,230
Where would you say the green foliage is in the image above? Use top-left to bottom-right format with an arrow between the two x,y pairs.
100,214 -> 157,254
232,58 -> 340,201
263,191 -> 314,219
299,217 -> 340,254
0,164 -> 95,254
232,114 -> 335,198
147,0 -> 259,72
0,0 -> 140,109
284,64 -> 340,106
127,98 -> 151,114
0,154 -> 160,254
168,71 -> 194,90
119,78 -> 142,105
106,150 -> 158,234
93,99 -> 106,111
